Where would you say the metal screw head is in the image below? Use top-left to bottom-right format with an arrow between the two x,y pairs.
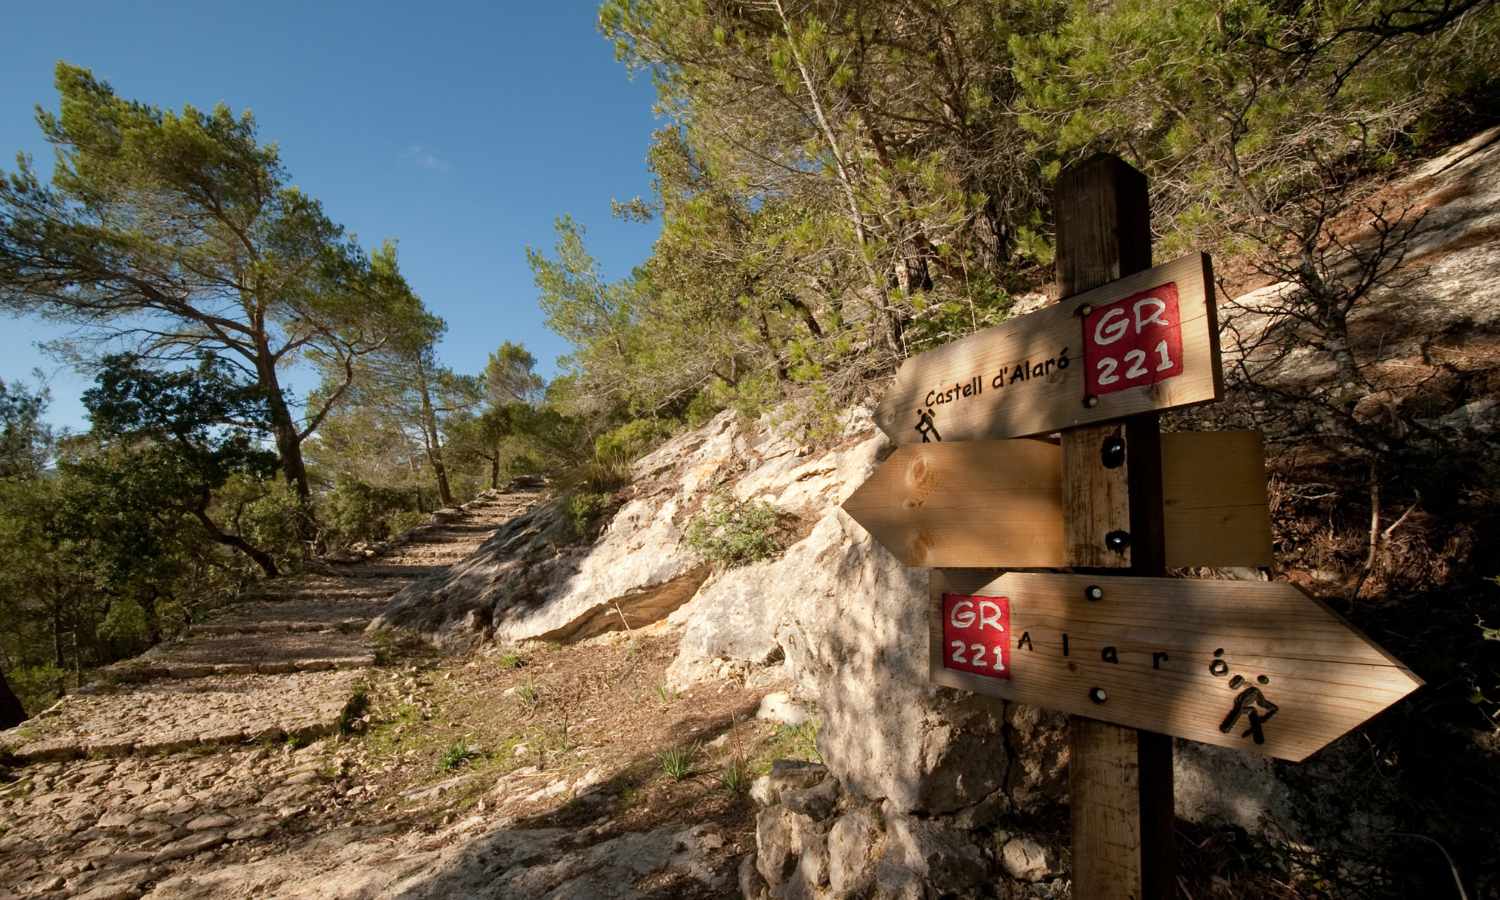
1104,530 -> 1131,553
1084,584 -> 1104,601
1100,435 -> 1125,468
1083,394 -> 1100,409
1089,687 -> 1107,704
1075,303 -> 1093,318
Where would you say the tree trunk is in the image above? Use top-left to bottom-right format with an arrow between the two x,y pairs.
253,336 -> 316,546
0,669 -> 25,729
140,589 -> 163,645
416,364 -> 455,507
490,454 -> 501,490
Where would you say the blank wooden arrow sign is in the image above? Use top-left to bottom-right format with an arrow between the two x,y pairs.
929,571 -> 1422,762
875,253 -> 1222,445
843,433 -> 1272,568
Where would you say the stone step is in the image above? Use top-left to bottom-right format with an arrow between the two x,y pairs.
0,670 -> 366,764
187,598 -> 388,637
315,564 -> 449,580
105,632 -> 375,682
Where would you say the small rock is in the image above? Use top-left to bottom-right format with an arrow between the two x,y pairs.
782,775 -> 840,821
184,813 -> 236,832
755,691 -> 811,727
1001,836 -> 1057,882
152,829 -> 226,862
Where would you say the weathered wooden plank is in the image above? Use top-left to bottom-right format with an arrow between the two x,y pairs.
841,439 -> 1065,568
873,252 -> 1221,445
1162,431 -> 1273,568
927,570 -> 1423,763
841,433 -> 1273,569
1062,422 -> 1134,567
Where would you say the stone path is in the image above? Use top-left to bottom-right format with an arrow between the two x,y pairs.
0,490 -> 538,900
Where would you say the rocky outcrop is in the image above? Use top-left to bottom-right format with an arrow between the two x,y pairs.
742,761 -> 1067,899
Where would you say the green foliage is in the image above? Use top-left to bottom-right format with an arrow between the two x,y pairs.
438,741 -> 480,771
515,679 -> 541,707
0,378 -> 50,479
658,744 -> 697,780
321,476 -> 421,549
684,494 -> 785,568
719,754 -> 753,795
565,490 -> 614,541
767,720 -> 823,766
97,599 -> 151,656
5,664 -> 66,716
595,418 -> 672,466
496,651 -> 525,670
0,63 -> 442,526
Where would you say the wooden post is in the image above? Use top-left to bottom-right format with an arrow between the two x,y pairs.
1055,155 -> 1177,899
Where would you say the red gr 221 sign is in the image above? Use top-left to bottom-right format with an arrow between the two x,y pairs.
941,593 -> 1011,679
1082,283 -> 1183,396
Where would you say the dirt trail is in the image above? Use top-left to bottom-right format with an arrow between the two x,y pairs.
0,490 -> 536,898
0,489 -> 791,900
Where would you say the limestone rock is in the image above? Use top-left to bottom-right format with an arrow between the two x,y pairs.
826,806 -> 885,896
1000,836 -> 1057,882
756,691 -> 812,727
878,811 -> 989,896
755,806 -> 830,897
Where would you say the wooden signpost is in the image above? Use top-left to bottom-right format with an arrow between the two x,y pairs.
843,155 -> 1422,899
874,253 -> 1222,445
928,571 -> 1421,763
842,432 -> 1272,568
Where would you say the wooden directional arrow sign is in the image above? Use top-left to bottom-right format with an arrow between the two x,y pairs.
928,571 -> 1422,762
843,433 -> 1271,568
875,253 -> 1222,444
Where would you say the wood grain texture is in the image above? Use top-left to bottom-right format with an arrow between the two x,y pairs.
1162,431 -> 1272,568
1055,153 -> 1175,900
927,570 -> 1423,762
874,253 -> 1220,445
1062,422 -> 1133,567
1069,720 -> 1173,900
841,440 -> 1065,567
843,433 -> 1273,569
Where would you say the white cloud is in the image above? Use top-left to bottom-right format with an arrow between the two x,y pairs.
402,144 -> 452,174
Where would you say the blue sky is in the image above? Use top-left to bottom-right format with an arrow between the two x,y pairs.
0,1 -> 662,430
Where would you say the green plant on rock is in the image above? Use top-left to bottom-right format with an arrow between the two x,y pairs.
684,493 -> 785,568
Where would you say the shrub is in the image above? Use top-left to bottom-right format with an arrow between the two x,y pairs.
565,490 -> 613,540
97,598 -> 151,655
595,419 -> 672,466
320,475 -> 419,549
386,509 -> 428,538
224,475 -> 306,568
684,493 -> 784,567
